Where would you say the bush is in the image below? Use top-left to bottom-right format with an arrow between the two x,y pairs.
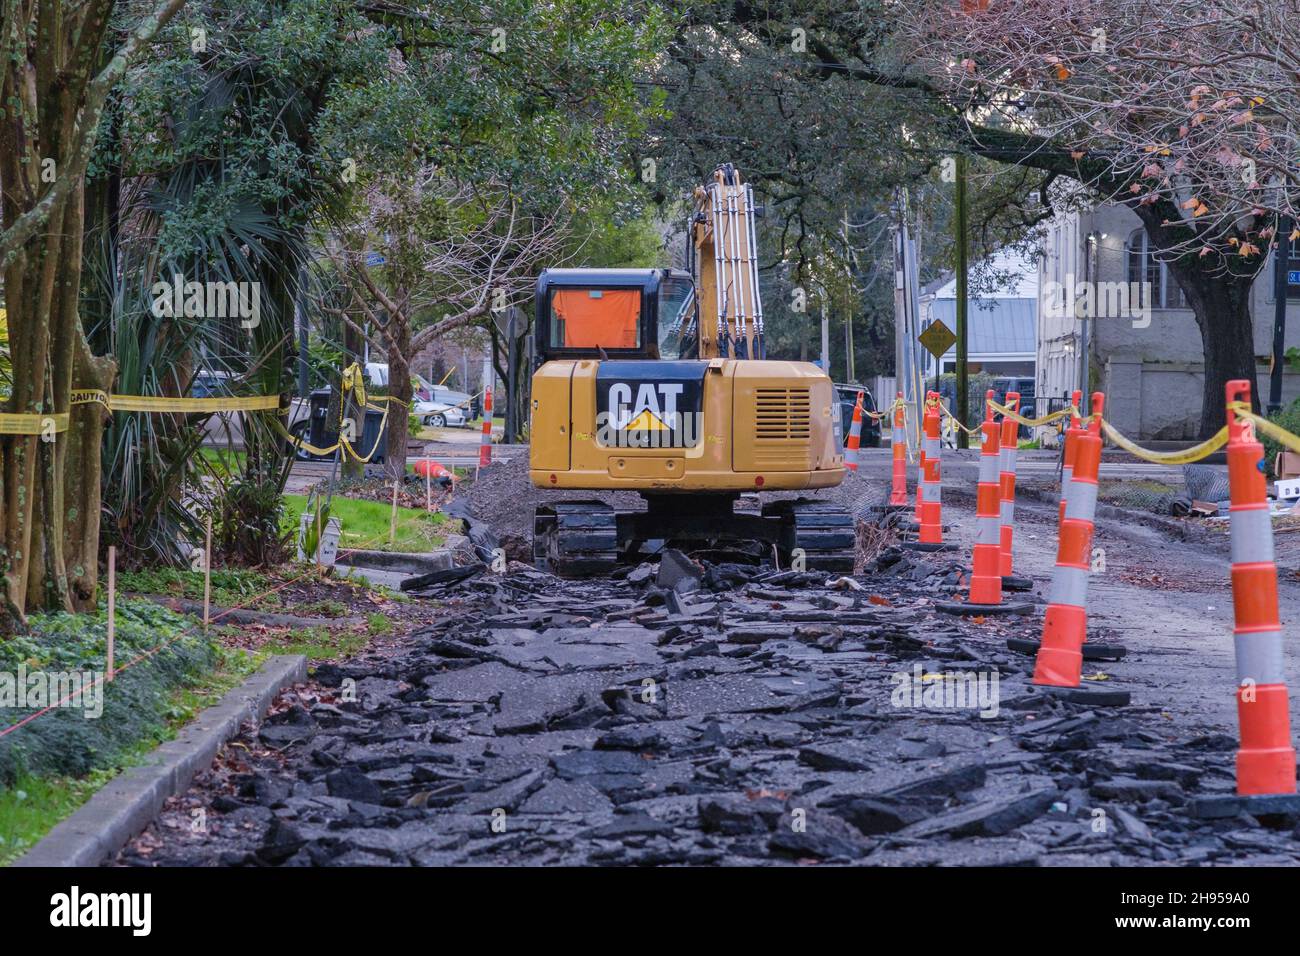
937,370 -> 1002,432
1263,398 -> 1300,478
0,601 -> 218,785
215,475 -> 291,566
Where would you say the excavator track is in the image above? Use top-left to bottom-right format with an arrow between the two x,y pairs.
534,496 -> 857,577
763,499 -> 858,572
534,501 -> 620,577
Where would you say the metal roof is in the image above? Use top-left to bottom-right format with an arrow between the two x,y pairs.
929,297 -> 1037,357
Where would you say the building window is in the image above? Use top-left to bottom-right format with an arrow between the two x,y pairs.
1126,229 -> 1187,309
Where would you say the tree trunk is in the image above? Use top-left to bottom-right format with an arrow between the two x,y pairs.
384,334 -> 412,481
341,310 -> 365,482
1167,265 -> 1259,438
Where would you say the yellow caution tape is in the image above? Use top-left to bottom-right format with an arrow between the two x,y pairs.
341,362 -> 368,408
1232,405 -> 1300,455
988,400 -> 1080,429
0,412 -> 70,435
1100,419 -> 1228,464
272,395 -> 397,464
69,389 -> 280,413
936,401 -> 981,437
863,397 -> 904,422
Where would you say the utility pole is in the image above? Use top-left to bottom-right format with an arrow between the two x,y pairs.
842,208 -> 854,382
820,296 -> 829,373
955,154 -> 970,448
1270,216 -> 1292,415
1079,230 -> 1098,397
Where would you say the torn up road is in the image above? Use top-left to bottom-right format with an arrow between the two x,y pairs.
114,479 -> 1300,866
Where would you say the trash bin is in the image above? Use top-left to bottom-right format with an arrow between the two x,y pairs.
303,387 -> 388,463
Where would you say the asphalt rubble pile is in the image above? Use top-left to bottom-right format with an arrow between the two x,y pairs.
117,532 -> 1300,867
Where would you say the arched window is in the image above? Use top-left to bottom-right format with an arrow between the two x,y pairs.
1126,230 -> 1187,309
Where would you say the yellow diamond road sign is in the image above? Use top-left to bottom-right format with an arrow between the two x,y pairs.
919,319 -> 956,360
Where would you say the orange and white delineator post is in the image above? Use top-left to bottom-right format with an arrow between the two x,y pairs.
889,391 -> 908,505
845,391 -> 864,472
918,391 -> 943,544
968,390 -> 1004,605
998,391 -> 1021,577
1225,379 -> 1296,797
1059,389 -> 1083,526
1033,392 -> 1105,688
478,387 -> 494,469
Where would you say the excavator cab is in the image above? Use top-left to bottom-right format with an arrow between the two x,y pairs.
535,268 -> 698,365
528,166 -> 853,576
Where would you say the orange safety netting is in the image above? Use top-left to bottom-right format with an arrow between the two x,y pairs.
551,289 -> 640,349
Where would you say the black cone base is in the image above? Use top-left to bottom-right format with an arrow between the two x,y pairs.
935,600 -> 1034,616
1007,636 -> 1127,662
1029,682 -> 1132,707
1188,793 -> 1300,820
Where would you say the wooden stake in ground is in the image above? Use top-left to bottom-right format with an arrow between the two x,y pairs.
425,459 -> 432,513
106,546 -> 116,683
390,480 -> 400,548
203,515 -> 213,634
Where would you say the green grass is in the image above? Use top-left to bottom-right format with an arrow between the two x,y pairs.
199,447 -> 247,477
282,493 -> 451,554
117,566 -> 278,610
260,625 -> 367,661
366,612 -> 393,636
0,643 -> 260,865
296,598 -> 349,619
0,772 -> 109,865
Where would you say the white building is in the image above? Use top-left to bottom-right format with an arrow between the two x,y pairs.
1038,204 -> 1300,439
919,249 -> 1038,380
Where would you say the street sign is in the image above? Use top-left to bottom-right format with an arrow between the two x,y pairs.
365,252 -> 386,267
1287,255 -> 1300,299
918,319 -> 956,360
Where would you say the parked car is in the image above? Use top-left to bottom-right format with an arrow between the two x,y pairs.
415,398 -> 467,429
835,385 -> 881,448
992,376 -> 1036,440
367,362 -> 474,427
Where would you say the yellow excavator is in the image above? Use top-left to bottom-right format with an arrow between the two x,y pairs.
529,164 -> 852,575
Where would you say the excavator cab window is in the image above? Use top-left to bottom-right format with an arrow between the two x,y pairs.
549,288 -> 641,351
535,268 -> 698,365
656,277 -> 695,361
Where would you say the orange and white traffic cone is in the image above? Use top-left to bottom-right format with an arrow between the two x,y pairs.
1225,380 -> 1296,796
1191,380 -> 1300,817
478,387 -> 494,470
999,392 -> 1031,590
845,391 -> 864,472
938,390 -> 1030,616
970,391 -> 1003,605
889,391 -> 908,506
902,391 -> 956,553
1030,392 -> 1130,704
920,392 -> 942,544
1008,387 -> 1124,664
1059,389 -> 1082,526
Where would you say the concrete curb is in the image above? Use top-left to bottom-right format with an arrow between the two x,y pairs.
336,547 -> 459,575
13,653 -> 307,868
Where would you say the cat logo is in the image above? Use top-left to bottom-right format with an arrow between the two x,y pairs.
595,361 -> 706,449
607,382 -> 682,432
